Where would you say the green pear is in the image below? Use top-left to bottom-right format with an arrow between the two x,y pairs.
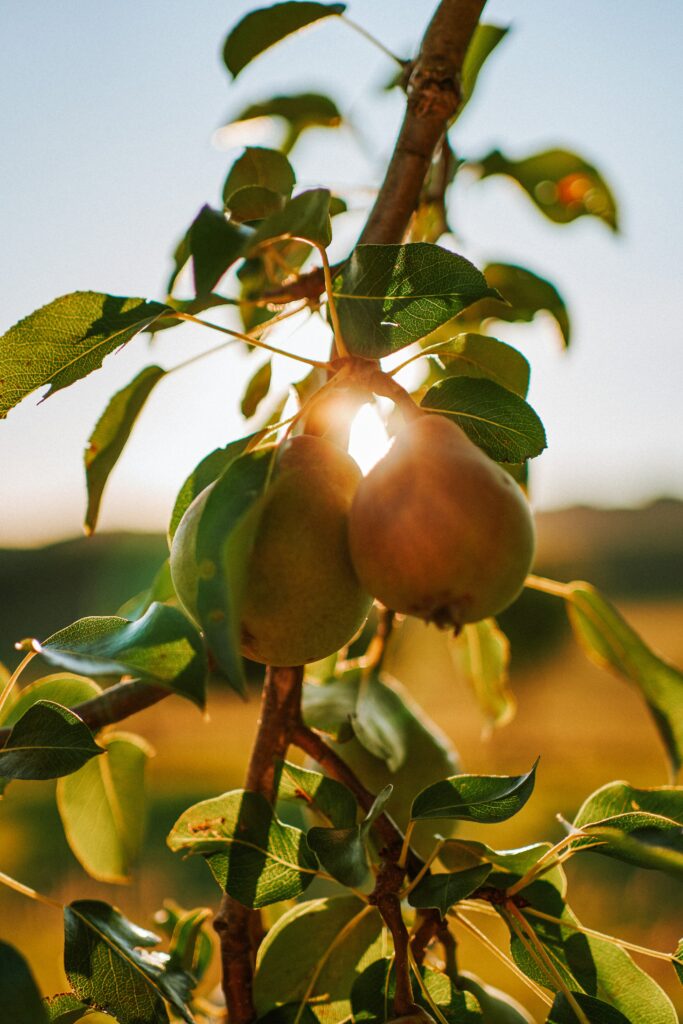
171,434 -> 372,666
348,414 -> 534,629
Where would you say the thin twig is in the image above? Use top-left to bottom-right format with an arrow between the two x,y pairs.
341,15 -> 407,67
173,311 -> 330,369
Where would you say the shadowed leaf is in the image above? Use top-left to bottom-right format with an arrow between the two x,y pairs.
411,761 -> 538,822
224,2 -> 345,78
0,941 -> 48,1023
0,701 -> 103,780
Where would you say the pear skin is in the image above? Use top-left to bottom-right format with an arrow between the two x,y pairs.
348,414 -> 535,629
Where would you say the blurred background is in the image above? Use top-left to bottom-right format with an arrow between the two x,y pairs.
1,0 -> 682,1018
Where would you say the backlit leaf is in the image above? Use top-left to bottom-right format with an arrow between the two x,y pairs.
57,732 -> 152,883
470,263 -> 571,348
0,674 -> 100,728
84,365 -> 165,534
167,788 -> 318,907
450,618 -> 515,730
0,292 -> 168,418
353,670 -> 407,771
457,24 -> 509,116
43,992 -> 91,1023
224,2 -> 345,78
0,701 -> 103,780
33,603 -> 207,708
277,760 -> 357,829
227,92 -> 342,154
411,761 -> 538,822
334,243 -> 498,358
565,581 -> 683,779
64,900 -> 194,1024
476,148 -> 618,230
570,780 -> 683,876
227,186 -> 286,222
253,895 -> 382,1023
422,331 -> 530,397
0,942 -> 48,1023
421,376 -> 546,461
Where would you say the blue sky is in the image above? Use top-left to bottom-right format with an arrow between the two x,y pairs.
1,0 -> 682,545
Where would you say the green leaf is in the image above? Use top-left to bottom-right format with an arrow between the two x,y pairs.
249,188 -> 332,251
34,603 -> 207,708
224,147 -> 296,204
548,992 -> 631,1023
570,780 -> 683,876
422,331 -> 530,397
168,431 -> 261,543
0,701 -> 103,780
673,939 -> 683,985
334,243 -> 498,359
84,366 -> 165,534
351,959 -> 484,1024
43,993 -> 91,1023
0,292 -> 169,418
0,942 -> 48,1023
223,2 -> 345,78
476,148 -> 618,230
458,24 -> 509,116
228,92 -> 342,153
303,671 -> 460,843
421,376 -> 547,462
352,670 -> 407,771
167,907 -> 213,981
116,559 -> 176,620
306,785 -> 392,888
473,263 -> 571,348
503,883 -> 677,1022
192,447 -> 276,692
276,759 -> 358,829
227,186 -> 286,223
253,895 -> 382,1023
450,618 -> 515,730
167,789 -> 318,907
57,732 -> 152,883
241,359 -> 273,418
408,863 -> 492,917
564,581 -> 683,779
411,761 -> 538,822
0,674 -> 100,727
64,899 -> 194,1024
188,205 -> 251,296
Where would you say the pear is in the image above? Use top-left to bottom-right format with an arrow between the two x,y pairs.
171,434 -> 372,666
348,414 -> 534,629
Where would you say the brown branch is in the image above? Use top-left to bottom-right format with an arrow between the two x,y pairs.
0,680 -> 169,750
359,0 -> 486,245
372,862 -> 418,1015
213,665 -> 303,1024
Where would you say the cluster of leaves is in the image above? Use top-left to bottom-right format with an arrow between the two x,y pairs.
0,2 -> 681,1023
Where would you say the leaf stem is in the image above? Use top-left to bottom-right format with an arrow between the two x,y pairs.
522,907 -> 676,964
0,870 -> 62,910
398,820 -> 416,870
316,244 -> 349,358
172,311 -> 330,369
407,946 -> 451,1024
524,574 -> 572,598
0,651 -> 36,716
341,15 -> 408,67
504,904 -> 590,1024
450,910 -> 553,1006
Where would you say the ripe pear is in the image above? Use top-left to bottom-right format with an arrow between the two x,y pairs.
171,434 -> 372,666
348,414 -> 534,629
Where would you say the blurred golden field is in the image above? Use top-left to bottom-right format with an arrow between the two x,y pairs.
1,501 -> 682,1019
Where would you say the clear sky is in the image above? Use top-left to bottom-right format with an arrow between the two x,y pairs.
1,1 -> 682,546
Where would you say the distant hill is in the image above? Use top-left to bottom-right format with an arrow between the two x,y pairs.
1,499 -> 681,668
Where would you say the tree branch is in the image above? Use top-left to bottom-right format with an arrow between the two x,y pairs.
0,680 -> 169,750
359,0 -> 486,245
213,665 -> 303,1024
